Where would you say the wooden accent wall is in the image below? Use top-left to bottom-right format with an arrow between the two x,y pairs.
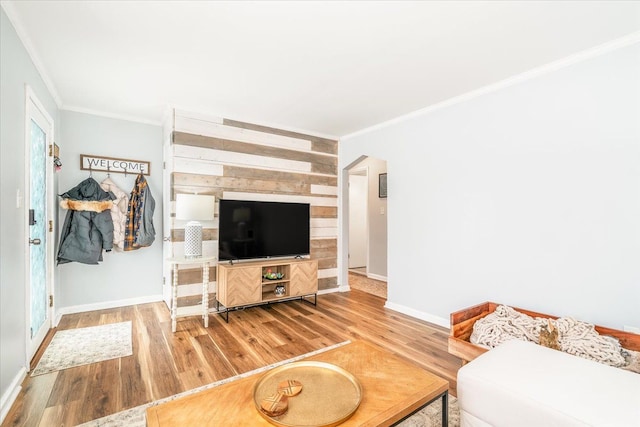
168,111 -> 338,311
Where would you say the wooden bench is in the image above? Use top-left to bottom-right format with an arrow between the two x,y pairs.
448,301 -> 640,363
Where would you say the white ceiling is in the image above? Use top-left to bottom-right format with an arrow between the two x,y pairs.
4,1 -> 640,137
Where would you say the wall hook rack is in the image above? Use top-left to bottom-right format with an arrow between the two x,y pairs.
80,154 -> 151,176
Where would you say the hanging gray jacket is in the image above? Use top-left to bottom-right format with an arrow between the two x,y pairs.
57,177 -> 115,265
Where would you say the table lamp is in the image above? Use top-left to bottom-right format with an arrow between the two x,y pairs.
176,194 -> 215,258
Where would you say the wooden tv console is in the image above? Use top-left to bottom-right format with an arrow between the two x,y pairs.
216,258 -> 318,322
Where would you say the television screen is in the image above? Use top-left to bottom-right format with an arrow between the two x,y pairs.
218,199 -> 310,261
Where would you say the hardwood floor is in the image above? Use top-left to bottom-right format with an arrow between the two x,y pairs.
3,290 -> 462,427
348,271 -> 387,299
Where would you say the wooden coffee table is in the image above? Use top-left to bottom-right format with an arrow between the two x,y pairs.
146,340 -> 449,426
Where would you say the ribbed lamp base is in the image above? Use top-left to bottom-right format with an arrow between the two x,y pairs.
184,221 -> 203,258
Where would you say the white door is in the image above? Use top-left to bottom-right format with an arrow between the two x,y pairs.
348,171 -> 368,269
25,87 -> 55,362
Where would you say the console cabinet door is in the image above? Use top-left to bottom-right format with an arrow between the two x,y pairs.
224,266 -> 261,307
290,261 -> 318,296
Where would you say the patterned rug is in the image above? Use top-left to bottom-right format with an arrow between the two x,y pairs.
31,321 -> 132,376
78,340 -> 459,427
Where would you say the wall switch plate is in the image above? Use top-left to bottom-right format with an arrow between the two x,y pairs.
16,189 -> 22,208
380,207 -> 385,215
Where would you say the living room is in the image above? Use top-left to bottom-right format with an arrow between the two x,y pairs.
1,2 -> 639,426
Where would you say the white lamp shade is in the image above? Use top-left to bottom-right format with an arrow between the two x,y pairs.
176,194 -> 215,221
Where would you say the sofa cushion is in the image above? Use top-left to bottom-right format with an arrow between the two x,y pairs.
457,339 -> 640,427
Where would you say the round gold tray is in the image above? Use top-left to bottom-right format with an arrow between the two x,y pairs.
253,361 -> 362,427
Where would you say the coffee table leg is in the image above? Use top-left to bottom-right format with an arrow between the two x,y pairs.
441,391 -> 448,426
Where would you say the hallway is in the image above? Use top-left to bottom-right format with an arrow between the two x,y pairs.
348,272 -> 387,299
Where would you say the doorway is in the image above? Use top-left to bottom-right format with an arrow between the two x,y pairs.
348,169 -> 368,274
25,87 -> 55,364
345,156 -> 388,299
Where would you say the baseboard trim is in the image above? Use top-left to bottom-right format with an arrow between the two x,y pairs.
0,367 -> 26,424
54,294 -> 164,324
367,273 -> 387,282
318,287 -> 341,295
384,302 -> 450,329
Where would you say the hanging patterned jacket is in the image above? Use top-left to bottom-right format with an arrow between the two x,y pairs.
124,174 -> 156,251
57,177 -> 115,265
100,177 -> 129,251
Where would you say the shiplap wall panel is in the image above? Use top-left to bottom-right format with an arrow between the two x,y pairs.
222,118 -> 338,155
311,228 -> 339,238
174,173 -> 311,195
224,165 -> 337,186
169,113 -> 339,308
311,206 -> 338,218
177,268 -> 216,287
222,191 -> 337,207
310,185 -> 338,196
311,218 -> 338,228
177,282 -> 217,298
171,228 -> 219,242
175,115 -> 314,152
173,158 -> 224,176
172,240 -> 218,260
173,131 -> 337,169
174,145 -> 312,174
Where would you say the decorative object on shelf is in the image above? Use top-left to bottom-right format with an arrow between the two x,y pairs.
263,269 -> 284,280
274,285 -> 286,297
379,173 -> 387,198
176,194 -> 215,258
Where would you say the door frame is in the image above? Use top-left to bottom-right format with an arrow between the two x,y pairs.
162,112 -> 174,308
24,85 -> 55,365
348,167 -> 369,273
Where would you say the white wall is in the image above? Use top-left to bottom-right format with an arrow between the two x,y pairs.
340,41 -> 640,331
56,110 -> 163,312
363,157 -> 387,279
0,6 -> 60,418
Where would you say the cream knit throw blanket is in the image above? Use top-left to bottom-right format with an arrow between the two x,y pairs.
470,305 -> 629,367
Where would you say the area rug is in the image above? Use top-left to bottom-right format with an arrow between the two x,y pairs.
77,340 -> 459,427
31,321 -> 132,376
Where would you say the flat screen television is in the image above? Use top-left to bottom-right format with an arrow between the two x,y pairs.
218,199 -> 310,261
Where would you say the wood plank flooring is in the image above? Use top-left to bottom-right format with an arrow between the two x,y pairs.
3,289 -> 463,427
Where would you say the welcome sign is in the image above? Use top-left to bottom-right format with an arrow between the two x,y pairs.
80,154 -> 151,176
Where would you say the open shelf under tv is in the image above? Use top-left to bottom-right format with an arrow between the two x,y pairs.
215,258 -> 318,322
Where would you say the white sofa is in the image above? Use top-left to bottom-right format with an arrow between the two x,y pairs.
457,339 -> 640,427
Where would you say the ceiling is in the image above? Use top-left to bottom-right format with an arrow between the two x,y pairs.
3,1 -> 640,138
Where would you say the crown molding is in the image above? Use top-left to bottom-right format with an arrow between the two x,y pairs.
61,105 -> 163,127
1,1 -> 62,107
343,31 -> 640,141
